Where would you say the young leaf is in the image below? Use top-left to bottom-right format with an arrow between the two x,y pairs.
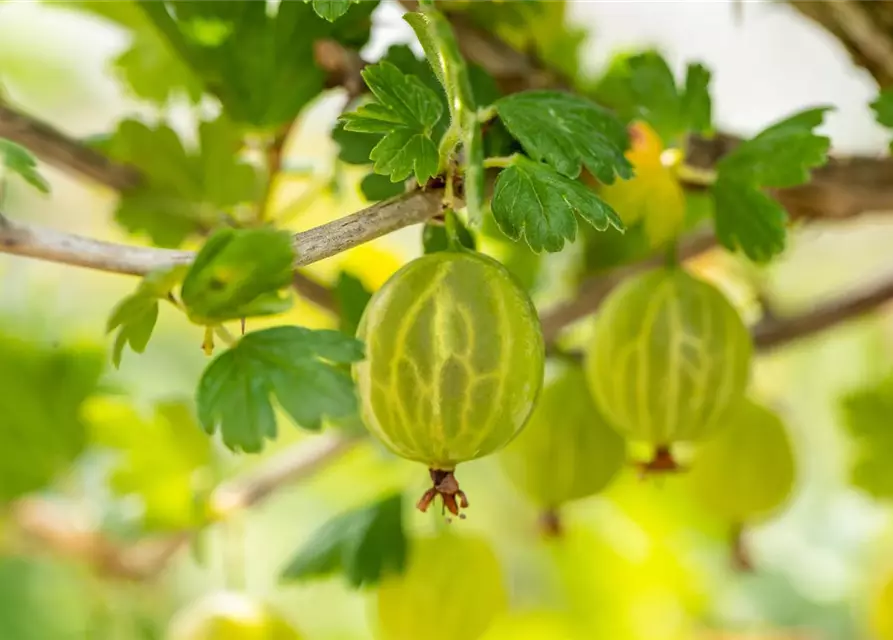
340,61 -> 443,184
711,106 -> 832,262
0,336 -> 103,502
86,398 -> 211,530
196,327 -> 364,452
180,228 -> 296,325
0,138 -> 49,193
280,493 -> 406,588
334,272 -> 373,337
309,0 -> 357,22
106,264 -> 188,367
494,91 -> 632,184
840,376 -> 893,499
491,156 -> 624,253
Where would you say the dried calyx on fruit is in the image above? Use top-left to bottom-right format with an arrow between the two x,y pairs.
584,266 -> 752,472
353,249 -> 545,519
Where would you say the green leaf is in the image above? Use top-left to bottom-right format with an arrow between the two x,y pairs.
105,116 -> 260,247
712,177 -> 787,263
334,271 -> 372,337
108,294 -> 158,368
422,219 -> 476,254
681,63 -> 712,135
0,557 -> 91,640
360,173 -> 405,202
196,327 -> 364,452
593,50 -> 714,145
87,398 -> 211,530
490,157 -> 624,253
180,228 -> 296,325
871,88 -> 893,132
494,91 -> 632,183
840,375 -> 893,499
138,0 -> 377,128
332,121 -> 380,165
0,138 -> 49,193
341,61 -> 444,184
57,1 -> 204,105
106,264 -> 187,367
711,107 -> 832,262
716,107 -> 833,188
280,493 -> 406,588
309,0 -> 356,22
0,336 -> 103,502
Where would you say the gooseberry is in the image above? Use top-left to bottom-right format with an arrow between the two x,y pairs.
688,397 -> 795,524
375,533 -> 508,640
499,360 -> 626,531
584,267 -> 752,470
479,610 -> 578,640
166,591 -> 303,640
354,249 -> 545,517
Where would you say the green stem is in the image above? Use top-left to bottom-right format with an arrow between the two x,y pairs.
483,155 -> 519,169
675,162 -> 717,187
477,105 -> 497,123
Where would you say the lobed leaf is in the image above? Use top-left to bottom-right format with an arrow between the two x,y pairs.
494,90 -> 632,183
0,336 -> 103,502
106,264 -> 187,367
0,138 -> 49,193
280,493 -> 407,588
712,177 -> 787,263
196,327 -> 364,452
491,156 -> 624,253
104,116 -> 260,247
716,106 -> 833,188
712,106 -> 832,262
341,61 -> 444,184
840,376 -> 893,499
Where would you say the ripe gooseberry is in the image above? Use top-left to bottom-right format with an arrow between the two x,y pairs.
354,249 -> 545,518
584,267 -> 752,471
499,360 -> 626,534
166,591 -> 303,640
375,533 -> 508,640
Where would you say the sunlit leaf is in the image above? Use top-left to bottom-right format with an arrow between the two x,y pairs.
197,327 -> 363,452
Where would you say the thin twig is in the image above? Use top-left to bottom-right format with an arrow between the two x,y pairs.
0,188 -> 444,275
11,432 -> 361,581
0,104 -> 141,191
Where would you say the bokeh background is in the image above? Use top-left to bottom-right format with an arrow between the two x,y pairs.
3,1 -> 893,638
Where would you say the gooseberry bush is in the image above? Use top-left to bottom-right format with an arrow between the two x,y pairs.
5,1 -> 893,638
